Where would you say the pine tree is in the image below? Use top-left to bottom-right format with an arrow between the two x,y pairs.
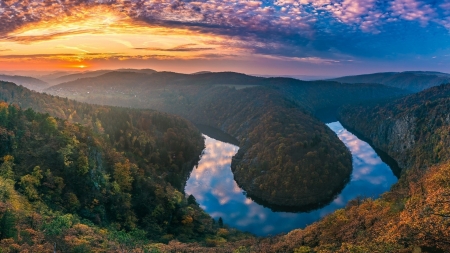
0,210 -> 16,239
218,217 -> 223,228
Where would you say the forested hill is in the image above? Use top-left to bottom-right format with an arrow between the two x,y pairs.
47,69 -> 157,85
49,72 -> 354,210
0,82 -> 250,251
46,71 -> 409,113
339,83 -> 450,171
47,71 -> 265,92
44,71 -> 408,210
265,78 -> 409,112
230,83 -> 450,253
120,84 -> 450,252
331,71 -> 450,92
0,74 -> 49,91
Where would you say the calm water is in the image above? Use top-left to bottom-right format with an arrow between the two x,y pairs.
185,122 -> 398,236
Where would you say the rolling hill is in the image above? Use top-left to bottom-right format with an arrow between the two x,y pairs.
45,71 -> 409,210
331,71 -> 450,92
48,68 -> 157,85
0,74 -> 49,91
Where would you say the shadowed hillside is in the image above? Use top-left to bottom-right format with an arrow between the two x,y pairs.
47,69 -> 157,85
0,74 -> 49,91
331,71 -> 450,92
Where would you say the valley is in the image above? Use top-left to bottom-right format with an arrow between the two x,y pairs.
1,1 -> 449,251
0,70 -> 448,252
185,122 -> 398,236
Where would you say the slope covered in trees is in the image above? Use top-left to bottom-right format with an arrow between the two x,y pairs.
331,71 -> 450,92
45,71 -> 408,209
0,81 -> 257,244
0,102 -> 253,251
130,84 -> 450,252
53,75 -> 355,209
47,69 -> 157,85
339,83 -> 450,171
0,74 -> 49,91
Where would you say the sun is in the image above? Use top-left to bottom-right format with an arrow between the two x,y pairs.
77,65 -> 87,69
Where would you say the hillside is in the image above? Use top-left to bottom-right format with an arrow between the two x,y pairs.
48,69 -> 157,85
331,71 -> 450,92
0,80 -> 252,241
48,72 -> 354,209
339,83 -> 450,171
141,82 -> 450,252
46,71 -> 409,113
45,71 -> 408,210
0,99 -> 259,251
0,74 -> 49,91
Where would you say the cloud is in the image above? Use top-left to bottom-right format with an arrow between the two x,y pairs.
0,0 -> 449,62
134,44 -> 214,52
56,45 -> 90,53
390,0 -> 436,25
0,52 -> 233,62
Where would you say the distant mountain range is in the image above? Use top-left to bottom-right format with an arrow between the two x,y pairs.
0,74 -> 49,91
330,71 -> 450,92
256,74 -> 336,81
3,69 -> 450,94
46,68 -> 157,85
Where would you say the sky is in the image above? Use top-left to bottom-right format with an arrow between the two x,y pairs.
0,0 -> 449,76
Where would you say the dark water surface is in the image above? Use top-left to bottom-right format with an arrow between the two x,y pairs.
185,122 -> 398,236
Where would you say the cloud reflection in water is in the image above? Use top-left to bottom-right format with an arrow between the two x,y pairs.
185,122 -> 397,236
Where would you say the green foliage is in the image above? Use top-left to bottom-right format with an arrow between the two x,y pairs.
0,210 -> 16,239
41,72 -> 405,209
0,85 -> 242,248
19,166 -> 43,201
218,217 -> 223,228
0,155 -> 14,180
294,246 -> 312,253
339,83 -> 450,171
43,214 -> 75,236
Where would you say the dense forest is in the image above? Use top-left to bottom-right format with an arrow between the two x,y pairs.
49,73 -> 357,209
179,86 -> 353,210
45,71 -> 408,209
339,83 -> 450,171
0,82 -> 258,251
124,83 -> 450,252
0,75 -> 449,251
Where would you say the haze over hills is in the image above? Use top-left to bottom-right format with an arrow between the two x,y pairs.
256,74 -> 336,81
331,71 -> 450,92
36,71 -> 77,82
0,74 -> 49,91
47,68 -> 157,85
46,71 -> 409,113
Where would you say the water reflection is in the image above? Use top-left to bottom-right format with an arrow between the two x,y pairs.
185,122 -> 398,236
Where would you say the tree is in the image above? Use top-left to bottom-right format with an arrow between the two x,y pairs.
19,166 -> 43,201
0,155 -> 14,180
187,194 -> 198,206
0,210 -> 16,239
218,217 -> 223,228
113,160 -> 134,192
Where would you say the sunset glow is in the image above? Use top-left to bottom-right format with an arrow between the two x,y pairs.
0,1 -> 449,75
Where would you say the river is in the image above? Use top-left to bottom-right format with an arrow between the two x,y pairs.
185,122 -> 398,236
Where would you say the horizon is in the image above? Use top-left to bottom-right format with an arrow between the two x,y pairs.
1,68 -> 449,81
